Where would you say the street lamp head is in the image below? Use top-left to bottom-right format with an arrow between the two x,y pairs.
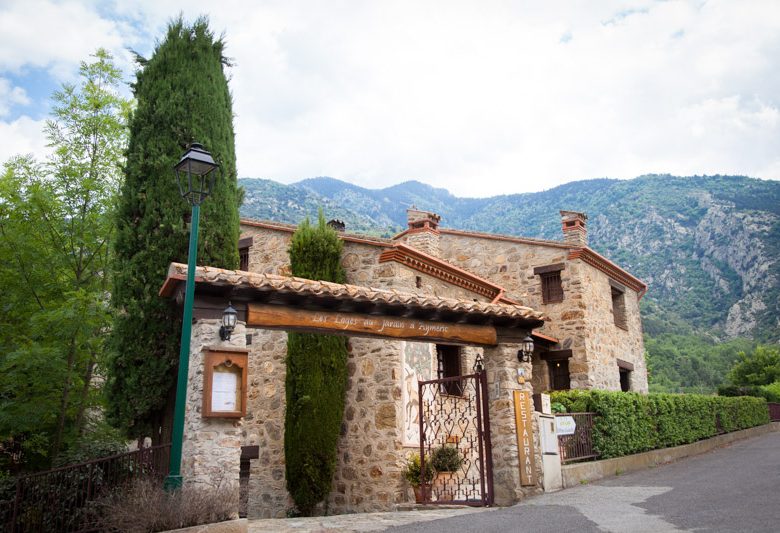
174,142 -> 220,206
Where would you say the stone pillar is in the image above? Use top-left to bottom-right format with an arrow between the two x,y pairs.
483,343 -> 541,505
181,318 -> 246,499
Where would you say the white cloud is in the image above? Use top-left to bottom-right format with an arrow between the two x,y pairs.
0,115 -> 48,164
0,0 -> 134,80
2,0 -> 780,196
0,78 -> 30,116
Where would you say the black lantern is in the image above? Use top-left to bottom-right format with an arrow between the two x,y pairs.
517,335 -> 534,363
473,353 -> 484,373
219,302 -> 238,341
174,142 -> 219,206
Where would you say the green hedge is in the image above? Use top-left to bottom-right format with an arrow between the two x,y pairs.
550,390 -> 769,459
718,382 -> 780,403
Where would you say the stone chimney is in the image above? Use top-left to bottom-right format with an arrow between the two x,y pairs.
560,210 -> 588,246
403,207 -> 441,256
327,219 -> 345,232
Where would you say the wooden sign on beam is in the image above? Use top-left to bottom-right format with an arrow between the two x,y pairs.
247,304 -> 497,346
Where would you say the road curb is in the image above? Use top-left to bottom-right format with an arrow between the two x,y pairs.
561,421 -> 780,488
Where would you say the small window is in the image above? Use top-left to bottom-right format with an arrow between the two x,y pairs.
416,276 -> 422,288
541,272 -> 563,303
436,345 -> 462,395
611,286 -> 627,330
619,368 -> 631,392
617,359 -> 634,392
238,236 -> 253,271
534,263 -> 564,303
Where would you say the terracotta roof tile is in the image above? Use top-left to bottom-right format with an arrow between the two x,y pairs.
161,262 -> 547,323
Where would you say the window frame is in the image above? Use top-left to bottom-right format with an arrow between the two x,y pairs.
610,280 -> 628,330
436,344 -> 463,396
617,359 -> 634,392
534,263 -> 565,304
238,236 -> 252,271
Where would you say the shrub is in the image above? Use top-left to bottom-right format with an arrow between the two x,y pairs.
718,382 -> 780,403
551,390 -> 769,459
98,478 -> 238,532
430,446 -> 463,473
761,382 -> 780,402
402,453 -> 435,487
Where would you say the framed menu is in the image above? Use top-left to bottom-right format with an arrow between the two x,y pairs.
203,349 -> 248,418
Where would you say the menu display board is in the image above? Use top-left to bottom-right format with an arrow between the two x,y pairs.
203,350 -> 248,418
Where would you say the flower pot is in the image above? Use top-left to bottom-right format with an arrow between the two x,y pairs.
413,485 -> 430,503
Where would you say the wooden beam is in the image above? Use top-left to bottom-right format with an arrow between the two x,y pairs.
539,349 -> 573,361
247,303 -> 498,346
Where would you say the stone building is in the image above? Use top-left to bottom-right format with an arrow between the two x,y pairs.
159,208 -> 647,518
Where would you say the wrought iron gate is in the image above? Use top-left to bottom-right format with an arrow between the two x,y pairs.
418,372 -> 493,506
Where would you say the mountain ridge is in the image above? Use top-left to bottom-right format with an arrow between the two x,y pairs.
240,174 -> 780,346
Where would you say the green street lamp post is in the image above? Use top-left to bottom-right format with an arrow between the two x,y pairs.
164,142 -> 220,490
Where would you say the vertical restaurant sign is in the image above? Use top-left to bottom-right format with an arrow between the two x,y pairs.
513,390 -> 537,486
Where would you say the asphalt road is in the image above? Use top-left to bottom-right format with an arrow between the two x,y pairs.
385,430 -> 780,533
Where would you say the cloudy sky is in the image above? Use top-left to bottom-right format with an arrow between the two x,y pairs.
1,1 -> 779,197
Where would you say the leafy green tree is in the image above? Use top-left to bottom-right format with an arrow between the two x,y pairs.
285,213 -> 348,515
107,17 -> 240,442
0,49 -> 129,470
728,345 -> 780,386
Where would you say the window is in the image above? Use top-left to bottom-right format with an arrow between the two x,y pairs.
542,350 -> 572,391
611,282 -> 627,330
534,263 -> 564,303
548,359 -> 571,391
617,359 -> 634,392
238,236 -> 252,271
619,369 -> 631,392
541,272 -> 563,303
436,345 -> 462,395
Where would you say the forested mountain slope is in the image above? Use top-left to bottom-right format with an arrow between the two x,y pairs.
240,175 -> 780,391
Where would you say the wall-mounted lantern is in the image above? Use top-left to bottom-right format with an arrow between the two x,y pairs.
473,353 -> 485,373
219,302 -> 238,341
517,335 -> 535,363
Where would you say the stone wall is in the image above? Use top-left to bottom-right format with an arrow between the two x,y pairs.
437,234 -> 591,388
182,320 -> 247,497
579,262 -> 648,392
328,337 -> 407,513
243,328 -> 289,518
438,232 -> 647,392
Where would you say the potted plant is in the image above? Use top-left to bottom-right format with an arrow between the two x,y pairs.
402,453 -> 435,503
430,445 -> 463,501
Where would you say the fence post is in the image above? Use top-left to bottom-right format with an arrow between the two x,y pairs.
11,477 -> 21,533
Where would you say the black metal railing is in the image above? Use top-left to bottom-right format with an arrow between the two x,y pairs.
1,444 -> 170,533
556,412 -> 598,464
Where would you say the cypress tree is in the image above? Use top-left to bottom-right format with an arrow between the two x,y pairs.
285,212 -> 348,515
107,17 -> 240,441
